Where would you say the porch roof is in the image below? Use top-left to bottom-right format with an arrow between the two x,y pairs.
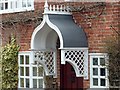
48,14 -> 88,48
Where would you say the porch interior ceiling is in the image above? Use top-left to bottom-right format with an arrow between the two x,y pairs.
34,23 -> 58,50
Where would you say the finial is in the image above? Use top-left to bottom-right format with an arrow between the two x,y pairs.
44,0 -> 49,13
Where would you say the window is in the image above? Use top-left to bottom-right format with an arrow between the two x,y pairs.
90,53 -> 108,88
32,61 -> 44,88
0,0 -> 34,14
22,0 -> 26,7
27,0 -> 32,7
18,52 -> 44,88
0,2 -> 4,10
18,53 -> 30,88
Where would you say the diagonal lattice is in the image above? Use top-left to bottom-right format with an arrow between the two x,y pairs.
65,50 -> 85,75
33,50 -> 55,75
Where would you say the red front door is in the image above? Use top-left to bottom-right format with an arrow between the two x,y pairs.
57,39 -> 83,89
60,62 -> 83,89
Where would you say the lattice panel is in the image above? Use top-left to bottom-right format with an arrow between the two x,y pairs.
33,50 -> 55,75
44,51 -> 54,74
65,50 -> 85,75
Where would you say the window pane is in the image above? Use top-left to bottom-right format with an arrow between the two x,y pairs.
93,58 -> 98,65
25,55 -> 29,64
20,67 -> 24,76
93,68 -> 98,75
33,79 -> 37,88
20,55 -> 24,64
93,78 -> 98,86
100,58 -> 105,66
38,79 -> 43,88
15,1 -> 17,8
26,79 -> 29,88
38,67 -> 43,76
10,1 -> 13,9
26,67 -> 29,76
22,0 -> 26,7
34,61 -> 38,64
5,2 -> 8,9
0,3 -> 3,10
27,0 -> 31,7
20,78 -> 24,87
33,67 -> 37,76
100,68 -> 106,76
100,79 -> 106,86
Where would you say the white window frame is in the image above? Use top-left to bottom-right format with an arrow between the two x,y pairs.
18,51 -> 45,88
89,53 -> 109,88
31,62 -> 45,88
0,0 -> 34,14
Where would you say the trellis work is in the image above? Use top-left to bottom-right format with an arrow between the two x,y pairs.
32,50 -> 57,76
31,0 -> 88,79
61,49 -> 88,79
32,49 -> 88,79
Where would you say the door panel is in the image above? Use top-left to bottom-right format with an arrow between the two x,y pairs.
60,62 -> 83,89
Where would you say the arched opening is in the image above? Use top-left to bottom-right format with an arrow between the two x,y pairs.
31,23 -> 61,88
32,23 -> 59,50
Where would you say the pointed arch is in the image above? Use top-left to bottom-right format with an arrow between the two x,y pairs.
31,15 -> 63,50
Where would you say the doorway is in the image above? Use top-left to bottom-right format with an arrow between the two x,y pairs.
56,39 -> 84,89
60,62 -> 83,89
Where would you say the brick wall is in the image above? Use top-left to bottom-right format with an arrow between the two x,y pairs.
73,2 -> 119,53
1,1 -> 120,89
2,2 -> 119,52
72,2 -> 119,88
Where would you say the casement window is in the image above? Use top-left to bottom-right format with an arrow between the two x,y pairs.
90,53 -> 108,88
0,0 -> 34,14
18,51 -> 44,88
